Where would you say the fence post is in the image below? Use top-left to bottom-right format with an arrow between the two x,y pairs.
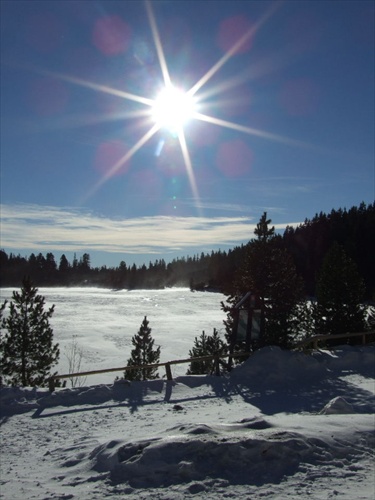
165,363 -> 173,381
48,377 -> 55,393
214,355 -> 220,376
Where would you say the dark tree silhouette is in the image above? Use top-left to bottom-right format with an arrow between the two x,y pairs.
124,316 -> 160,381
314,243 -> 367,339
0,203 -> 373,295
59,254 -> 70,273
223,212 -> 305,349
0,278 -> 60,387
186,328 -> 226,375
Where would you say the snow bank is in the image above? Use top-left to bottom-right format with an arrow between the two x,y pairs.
312,345 -> 375,377
230,344 -> 375,385
1,345 -> 374,417
229,346 -> 325,387
0,386 -> 49,415
48,418 -> 375,492
1,343 -> 374,500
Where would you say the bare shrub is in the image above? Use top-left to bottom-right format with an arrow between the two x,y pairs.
64,336 -> 87,387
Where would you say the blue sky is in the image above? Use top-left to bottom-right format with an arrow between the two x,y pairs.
1,0 -> 374,268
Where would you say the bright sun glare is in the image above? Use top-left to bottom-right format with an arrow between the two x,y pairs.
44,1 -> 305,206
152,86 -> 196,133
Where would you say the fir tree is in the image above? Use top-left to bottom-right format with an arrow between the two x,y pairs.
223,212 -> 305,349
315,243 -> 367,338
0,300 -> 6,387
187,328 -> 226,375
254,212 -> 275,242
0,278 -> 60,387
125,316 -> 160,381
59,254 -> 70,273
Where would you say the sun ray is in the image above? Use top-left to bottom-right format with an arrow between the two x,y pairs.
40,68 -> 154,107
191,71 -> 251,105
145,0 -> 204,212
81,123 -> 160,203
177,129 -> 201,213
5,60 -> 155,107
32,109 -> 154,135
145,0 -> 172,88
187,1 -> 282,97
194,112 -> 313,149
21,0 -> 311,211
187,33 -> 253,99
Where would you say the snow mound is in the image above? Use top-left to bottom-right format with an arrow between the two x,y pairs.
0,386 -> 49,415
320,396 -> 355,414
229,346 -> 325,386
312,344 -> 375,376
166,417 -> 273,435
1,343 -> 374,499
1,345 -> 374,418
40,384 -> 114,408
168,423 -> 219,435
54,426 -> 373,490
239,416 -> 273,429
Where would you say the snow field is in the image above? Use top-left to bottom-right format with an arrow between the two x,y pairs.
0,288 -> 374,499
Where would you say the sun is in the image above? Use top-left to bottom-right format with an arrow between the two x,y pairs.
151,85 -> 197,134
45,1 -> 300,205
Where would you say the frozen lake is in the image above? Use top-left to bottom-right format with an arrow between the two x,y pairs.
0,287 -> 227,384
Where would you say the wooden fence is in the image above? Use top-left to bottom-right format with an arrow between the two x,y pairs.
48,352 -> 251,392
294,330 -> 375,350
48,330 -> 375,391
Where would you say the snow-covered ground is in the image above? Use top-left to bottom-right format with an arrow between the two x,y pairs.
0,288 -> 374,499
0,287 -> 227,383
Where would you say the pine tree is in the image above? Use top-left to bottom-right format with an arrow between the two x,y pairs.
315,243 -> 367,338
0,300 -> 7,387
0,278 -> 60,387
124,316 -> 160,381
186,329 -> 226,375
223,212 -> 305,349
59,254 -> 70,273
254,212 -> 275,242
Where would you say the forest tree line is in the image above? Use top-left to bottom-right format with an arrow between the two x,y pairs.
1,202 -> 374,300
2,206 -> 374,388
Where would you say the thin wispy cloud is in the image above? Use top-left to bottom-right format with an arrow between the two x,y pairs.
0,204 -> 301,256
183,201 -> 254,213
181,200 -> 289,216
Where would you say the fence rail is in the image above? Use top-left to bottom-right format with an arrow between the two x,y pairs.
48,330 -> 375,392
294,330 -> 375,350
48,352 -> 251,392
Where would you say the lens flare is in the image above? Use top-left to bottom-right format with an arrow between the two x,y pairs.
28,0 -> 313,212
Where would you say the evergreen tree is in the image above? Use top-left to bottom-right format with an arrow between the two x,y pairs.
315,243 -> 367,338
59,254 -> 70,273
0,278 -> 60,387
187,328 -> 226,375
254,212 -> 275,242
59,254 -> 70,285
0,301 -> 6,386
124,316 -> 160,381
44,253 -> 57,284
223,212 -> 305,349
79,253 -> 91,272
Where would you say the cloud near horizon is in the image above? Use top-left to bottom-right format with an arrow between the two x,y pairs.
0,203 -> 301,255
